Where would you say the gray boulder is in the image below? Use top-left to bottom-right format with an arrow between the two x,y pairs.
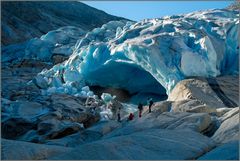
171,99 -> 217,113
151,100 -> 172,114
1,138 -> 73,160
212,107 -> 239,143
168,76 -> 239,109
37,119 -> 83,140
2,117 -> 37,139
198,140 -> 239,160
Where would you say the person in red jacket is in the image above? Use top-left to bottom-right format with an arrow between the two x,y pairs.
128,113 -> 134,121
138,103 -> 143,117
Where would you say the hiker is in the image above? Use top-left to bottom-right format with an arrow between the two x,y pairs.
128,113 -> 134,121
147,98 -> 154,113
138,103 -> 143,118
59,68 -> 65,83
117,107 -> 121,122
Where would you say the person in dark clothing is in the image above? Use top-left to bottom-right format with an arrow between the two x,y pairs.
128,113 -> 134,121
138,103 -> 143,118
117,107 -> 121,122
147,98 -> 154,113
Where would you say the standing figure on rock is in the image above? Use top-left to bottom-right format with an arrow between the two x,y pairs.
147,98 -> 154,113
59,68 -> 65,83
128,113 -> 134,121
117,107 -> 121,122
138,103 -> 143,118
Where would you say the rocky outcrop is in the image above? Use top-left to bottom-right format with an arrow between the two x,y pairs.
45,130 -> 102,147
150,101 -> 172,114
198,140 -> 239,160
212,107 -> 239,143
1,61 -> 50,100
170,99 -> 216,113
49,94 -> 101,128
104,112 -> 212,139
2,101 -> 49,119
168,76 -> 239,112
50,94 -> 86,111
1,93 -> 102,143
37,119 -> 83,140
50,129 -> 215,160
1,139 -> 73,160
87,120 -> 123,136
2,118 -> 37,139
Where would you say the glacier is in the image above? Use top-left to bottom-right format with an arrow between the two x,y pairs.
30,9 -> 239,101
2,26 -> 86,64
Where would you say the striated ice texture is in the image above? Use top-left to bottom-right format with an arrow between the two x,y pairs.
39,9 -> 239,96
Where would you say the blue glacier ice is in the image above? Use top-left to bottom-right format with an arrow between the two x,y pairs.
2,26 -> 86,63
37,9 -> 239,99
101,93 -> 116,104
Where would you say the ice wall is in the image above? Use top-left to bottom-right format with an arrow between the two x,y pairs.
39,9 -> 239,96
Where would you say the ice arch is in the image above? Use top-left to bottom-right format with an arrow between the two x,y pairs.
40,9 -> 239,101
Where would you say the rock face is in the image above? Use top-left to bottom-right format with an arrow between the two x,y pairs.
1,139 -> 73,160
37,119 -> 83,140
87,120 -> 123,136
212,107 -> 239,143
1,63 -> 45,100
45,130 -> 102,147
3,101 -> 49,118
1,1 -> 126,45
49,94 -> 101,128
2,118 -> 37,139
104,111 -> 212,139
151,101 -> 172,114
168,76 -> 239,112
171,99 -> 217,113
198,140 -> 239,160
1,94 -> 101,143
50,129 -> 215,160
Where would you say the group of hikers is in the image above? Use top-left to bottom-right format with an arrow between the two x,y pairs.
117,97 -> 154,122
85,95 -> 154,122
